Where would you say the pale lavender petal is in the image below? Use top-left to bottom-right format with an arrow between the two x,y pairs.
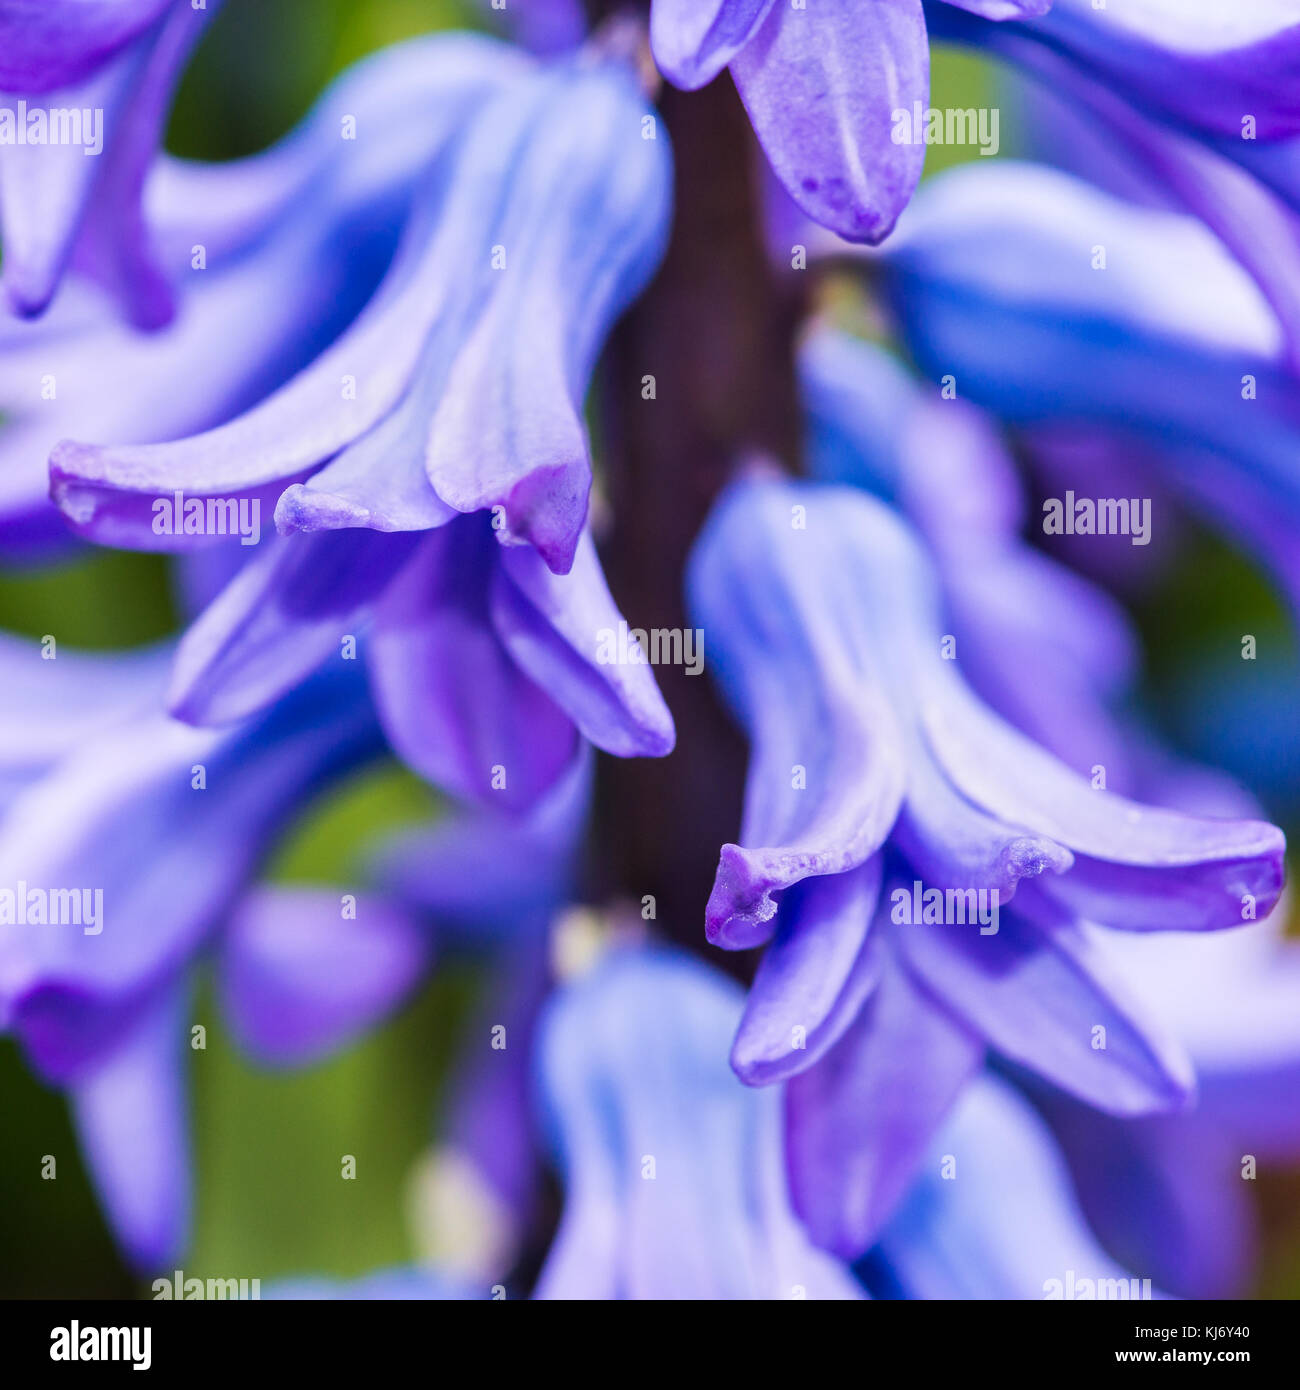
878,1074 -> 1165,1300
0,635 -> 169,800
0,667 -> 382,1074
650,0 -> 776,90
535,947 -> 864,1299
786,952 -> 984,1257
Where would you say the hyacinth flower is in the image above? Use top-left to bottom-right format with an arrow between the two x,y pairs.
0,0 -> 223,326
0,34 -> 526,559
687,474 -> 1285,1254
801,326 -> 1141,788
646,0 -> 1050,243
48,45 -> 676,810
534,943 -> 865,1299
877,159 -> 1300,623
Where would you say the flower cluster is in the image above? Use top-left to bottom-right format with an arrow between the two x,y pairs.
1,0 -> 1297,1304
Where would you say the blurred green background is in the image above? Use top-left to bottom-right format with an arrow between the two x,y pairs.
0,0 -> 1296,1298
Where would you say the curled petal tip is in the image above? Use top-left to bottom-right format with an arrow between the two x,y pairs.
705,843 -> 781,948
999,835 -> 1074,896
274,484 -> 372,536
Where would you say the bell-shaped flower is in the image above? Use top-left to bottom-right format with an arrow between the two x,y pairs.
687,474 -> 1285,1254
0,33 -> 524,557
46,46 -> 676,807
534,943 -> 865,1299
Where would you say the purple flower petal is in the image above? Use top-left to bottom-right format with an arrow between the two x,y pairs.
1037,1088 -> 1253,1300
689,479 -> 907,948
891,731 -> 1075,901
785,950 -> 984,1257
942,0 -> 1300,142
1,1 -> 218,325
0,635 -> 169,801
367,520 -> 579,811
217,887 -> 432,1066
443,937 -> 550,1239
920,676 -> 1286,929
731,859 -> 883,1086
0,0 -> 173,91
650,0 -> 776,91
168,529 -> 422,726
894,902 -> 1195,1114
477,0 -> 587,57
67,975 -> 190,1272
373,748 -> 587,944
28,39 -> 521,549
731,0 -> 929,243
424,62 -> 672,573
941,0 -> 1050,16
492,533 -> 676,760
48,65 -> 545,518
0,667 -> 382,1072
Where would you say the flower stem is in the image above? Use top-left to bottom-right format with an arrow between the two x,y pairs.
590,64 -> 806,964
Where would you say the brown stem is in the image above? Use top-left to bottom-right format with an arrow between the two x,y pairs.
590,69 -> 806,963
